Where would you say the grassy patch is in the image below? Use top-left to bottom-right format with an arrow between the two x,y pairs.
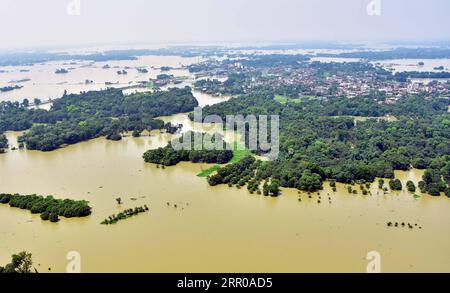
274,95 -> 289,104
274,95 -> 303,104
197,165 -> 221,177
230,141 -> 252,163
196,142 -> 252,177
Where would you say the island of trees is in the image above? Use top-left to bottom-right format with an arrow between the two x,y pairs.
0,85 -> 23,92
0,193 -> 92,222
55,68 -> 69,74
101,205 -> 149,225
0,87 -> 198,151
143,131 -> 233,166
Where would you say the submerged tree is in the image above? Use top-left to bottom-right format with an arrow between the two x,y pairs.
0,251 -> 33,273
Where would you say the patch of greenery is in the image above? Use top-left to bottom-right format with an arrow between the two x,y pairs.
198,89 -> 450,195
144,132 -> 233,166
1,87 -> 198,151
101,205 -> 149,225
274,95 -> 302,104
230,141 -> 252,163
0,193 -> 91,222
197,165 -> 221,177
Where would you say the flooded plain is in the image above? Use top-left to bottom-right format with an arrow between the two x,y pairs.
0,55 -> 200,102
0,54 -> 449,273
1,124 -> 450,272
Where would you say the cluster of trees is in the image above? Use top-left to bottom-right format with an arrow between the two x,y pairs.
262,179 -> 281,196
0,85 -> 23,92
0,251 -> 33,273
101,205 -> 149,225
226,54 -> 310,68
55,68 -> 68,74
137,68 -> 148,73
156,74 -> 173,80
143,132 -> 233,166
205,155 -> 282,196
196,89 -> 449,195
0,193 -> 92,222
406,180 -> 416,192
0,87 -> 198,151
164,122 -> 182,134
194,73 -> 256,96
208,155 -> 258,186
0,133 -> 7,152
0,100 -> 50,132
419,169 -> 449,196
389,179 -> 403,191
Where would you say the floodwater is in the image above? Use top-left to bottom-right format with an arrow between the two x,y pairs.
0,54 -> 450,273
1,125 -> 450,272
0,55 -> 201,102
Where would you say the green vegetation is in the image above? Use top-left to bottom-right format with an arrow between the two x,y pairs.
207,155 -> 261,187
230,142 -> 252,163
137,68 -> 148,73
0,85 -> 23,92
0,251 -> 33,273
101,205 -> 149,225
197,89 -> 449,195
419,169 -> 448,196
378,179 -> 385,189
274,95 -> 303,104
274,95 -> 289,104
389,179 -> 403,191
0,193 -> 92,222
263,179 -> 281,196
406,180 -> 416,193
55,68 -> 68,74
0,133 -> 7,152
0,87 -> 198,151
143,132 -> 233,166
197,165 -> 221,177
196,141 -> 252,177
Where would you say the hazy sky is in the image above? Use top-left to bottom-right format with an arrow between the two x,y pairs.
0,0 -> 449,49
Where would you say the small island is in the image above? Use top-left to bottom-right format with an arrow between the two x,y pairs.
101,205 -> 149,225
0,193 -> 92,223
0,85 -> 23,92
55,68 -> 69,74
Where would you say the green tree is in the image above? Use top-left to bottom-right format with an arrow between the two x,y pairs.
0,251 -> 33,273
406,180 -> 416,192
389,179 -> 402,191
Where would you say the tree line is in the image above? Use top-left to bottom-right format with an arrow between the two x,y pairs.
143,132 -> 233,166
0,193 -> 92,222
0,87 -> 198,151
0,133 -> 7,152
